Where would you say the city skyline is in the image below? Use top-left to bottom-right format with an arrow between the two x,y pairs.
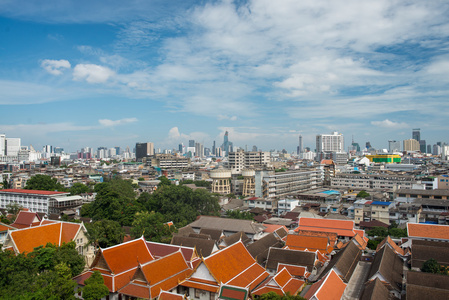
1,1 -> 449,152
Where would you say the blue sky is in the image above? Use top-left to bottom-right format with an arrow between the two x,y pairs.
1,0 -> 449,153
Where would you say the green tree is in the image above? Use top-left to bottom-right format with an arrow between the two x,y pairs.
357,190 -> 370,199
388,228 -> 407,238
70,182 -> 90,195
2,178 -> 10,189
25,174 -> 67,191
131,211 -> 176,243
157,176 -> 172,187
367,226 -> 388,237
32,262 -> 77,300
421,258 -> 441,274
226,210 -> 254,220
5,202 -> 22,217
85,220 -> 125,248
81,271 -> 110,300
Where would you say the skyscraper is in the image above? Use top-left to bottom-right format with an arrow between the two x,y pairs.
0,134 -> 5,156
135,142 -> 154,161
222,131 -> 233,156
189,140 -> 195,147
316,132 -> 344,153
412,128 -> 420,141
388,140 -> 401,153
298,135 -> 304,154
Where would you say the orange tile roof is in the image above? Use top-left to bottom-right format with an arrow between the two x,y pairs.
158,291 -> 185,300
226,263 -> 268,290
9,222 -> 81,254
263,224 -> 288,234
352,234 -> 367,250
114,268 -> 136,291
295,218 -> 356,237
204,241 -> 260,284
285,235 -> 332,254
180,278 -> 219,293
276,264 -> 310,278
119,282 -> 150,299
252,268 -> 305,296
376,236 -> 405,256
407,223 -> 449,241
0,223 -> 16,232
101,237 -> 154,275
295,230 -> 338,246
304,269 -> 346,300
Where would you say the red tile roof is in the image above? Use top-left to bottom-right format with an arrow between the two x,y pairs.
158,291 -> 185,300
11,211 -> 41,228
0,189 -> 68,195
407,223 -> 449,241
276,264 -> 310,278
146,241 -> 196,262
376,236 -> 405,256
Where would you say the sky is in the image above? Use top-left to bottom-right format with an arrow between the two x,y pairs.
1,0 -> 449,153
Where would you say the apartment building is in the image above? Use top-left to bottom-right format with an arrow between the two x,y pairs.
228,150 -> 270,173
256,169 -> 322,199
331,173 -> 416,191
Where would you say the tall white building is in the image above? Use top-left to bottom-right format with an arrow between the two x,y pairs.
388,140 -> 401,153
0,134 -> 5,156
316,132 -> 344,153
5,138 -> 21,156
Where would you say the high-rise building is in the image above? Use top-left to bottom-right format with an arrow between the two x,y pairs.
298,135 -> 304,154
222,131 -> 233,156
427,145 -> 432,154
135,142 -> 154,161
412,128 -> 420,141
189,140 -> 195,147
178,143 -> 184,154
316,132 -> 344,153
114,147 -> 121,155
6,138 -> 21,156
388,140 -> 401,153
195,142 -> 204,158
212,141 -> 216,156
0,134 -> 5,156
419,140 -> 427,153
403,139 -> 420,151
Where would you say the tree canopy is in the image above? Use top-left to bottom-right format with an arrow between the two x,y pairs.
0,242 -> 84,299
25,174 -> 67,192
85,220 -> 125,248
356,190 -> 370,199
81,271 -> 110,300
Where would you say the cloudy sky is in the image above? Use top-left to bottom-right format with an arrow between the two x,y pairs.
1,0 -> 449,153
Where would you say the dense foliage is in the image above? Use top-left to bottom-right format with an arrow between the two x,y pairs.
81,271 -> 110,300
24,174 -> 67,192
0,242 -> 85,299
226,210 -> 254,220
69,182 -> 90,195
85,220 -> 126,248
421,258 -> 449,275
356,190 -> 370,199
366,225 -> 408,249
81,178 -> 220,241
180,179 -> 212,188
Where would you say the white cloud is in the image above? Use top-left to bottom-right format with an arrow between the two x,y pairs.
73,64 -> 115,83
371,119 -> 408,129
217,115 -> 237,121
41,59 -> 71,75
98,118 -> 138,127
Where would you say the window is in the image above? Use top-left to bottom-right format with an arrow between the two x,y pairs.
195,289 -> 200,298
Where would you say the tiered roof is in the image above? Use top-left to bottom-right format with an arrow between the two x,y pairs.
304,269 -> 347,300
284,234 -> 333,255
180,241 -> 268,293
252,268 -> 305,296
376,236 -> 405,256
11,210 -> 41,229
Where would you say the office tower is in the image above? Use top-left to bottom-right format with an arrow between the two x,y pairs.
0,134 -> 5,155
6,138 -> 21,156
298,135 -> 304,154
178,143 -> 183,154
135,142 -> 154,161
427,145 -> 432,154
403,139 -> 420,151
195,142 -> 204,158
412,128 -> 420,141
189,140 -> 195,147
252,145 -> 258,152
43,145 -> 52,154
366,142 -> 372,149
433,144 -> 442,155
212,141 -> 216,156
316,132 -> 344,153
54,147 -> 64,154
222,131 -> 233,156
419,140 -> 426,153
114,147 -> 121,155
388,140 -> 401,153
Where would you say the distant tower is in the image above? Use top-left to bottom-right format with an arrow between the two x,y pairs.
298,135 -> 304,154
412,128 -> 420,141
